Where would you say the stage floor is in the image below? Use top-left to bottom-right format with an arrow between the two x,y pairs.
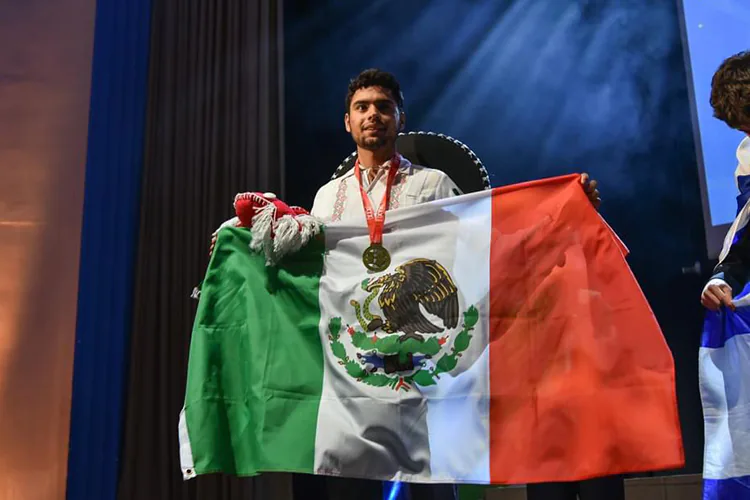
482,474 -> 701,500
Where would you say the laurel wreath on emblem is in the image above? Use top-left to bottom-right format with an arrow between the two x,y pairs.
326,258 -> 478,392
327,307 -> 478,391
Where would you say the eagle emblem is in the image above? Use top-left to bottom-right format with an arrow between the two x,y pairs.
326,258 -> 478,392
364,258 -> 459,342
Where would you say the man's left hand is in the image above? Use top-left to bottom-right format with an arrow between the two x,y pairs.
580,173 -> 601,209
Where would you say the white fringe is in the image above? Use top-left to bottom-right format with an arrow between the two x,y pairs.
273,215 -> 303,261
249,204 -> 275,264
297,214 -> 322,243
246,203 -> 323,265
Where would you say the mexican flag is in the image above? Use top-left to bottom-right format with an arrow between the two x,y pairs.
178,174 -> 684,485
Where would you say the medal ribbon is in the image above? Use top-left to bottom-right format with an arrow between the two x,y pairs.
354,154 -> 400,246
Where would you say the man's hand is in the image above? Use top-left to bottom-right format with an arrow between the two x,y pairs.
580,173 -> 601,209
701,279 -> 735,311
209,217 -> 241,256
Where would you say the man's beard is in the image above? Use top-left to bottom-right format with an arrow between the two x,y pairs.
357,134 -> 393,151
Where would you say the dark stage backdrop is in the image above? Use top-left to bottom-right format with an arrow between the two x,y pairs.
117,0 -> 291,499
284,0 -> 708,475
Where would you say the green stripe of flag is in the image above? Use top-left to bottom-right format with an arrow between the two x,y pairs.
183,227 -> 326,475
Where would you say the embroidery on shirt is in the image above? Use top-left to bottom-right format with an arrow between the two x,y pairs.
331,177 -> 348,221
388,172 -> 407,210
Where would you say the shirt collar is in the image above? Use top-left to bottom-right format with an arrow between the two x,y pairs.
340,153 -> 412,181
738,136 -> 750,166
735,137 -> 750,191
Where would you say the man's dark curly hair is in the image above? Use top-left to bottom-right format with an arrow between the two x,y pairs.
345,68 -> 404,112
710,51 -> 750,130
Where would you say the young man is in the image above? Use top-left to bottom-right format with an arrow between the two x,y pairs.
210,68 -> 601,499
701,51 -> 750,312
309,69 -> 461,221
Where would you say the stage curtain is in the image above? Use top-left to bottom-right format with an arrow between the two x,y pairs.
117,0 -> 289,498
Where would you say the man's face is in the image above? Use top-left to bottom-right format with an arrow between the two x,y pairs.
345,86 -> 404,151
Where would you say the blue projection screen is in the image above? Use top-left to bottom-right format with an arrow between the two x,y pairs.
679,0 -> 750,258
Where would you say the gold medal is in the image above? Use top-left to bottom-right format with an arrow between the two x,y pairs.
354,155 -> 400,272
362,244 -> 391,272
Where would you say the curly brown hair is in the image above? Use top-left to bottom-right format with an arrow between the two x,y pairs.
345,68 -> 404,112
710,51 -> 750,130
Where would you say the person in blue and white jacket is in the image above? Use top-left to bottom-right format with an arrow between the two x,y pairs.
701,51 -> 750,312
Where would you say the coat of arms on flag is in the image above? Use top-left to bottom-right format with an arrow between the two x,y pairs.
326,258 -> 477,392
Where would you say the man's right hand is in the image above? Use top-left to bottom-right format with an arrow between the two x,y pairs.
209,217 -> 241,256
701,279 -> 735,311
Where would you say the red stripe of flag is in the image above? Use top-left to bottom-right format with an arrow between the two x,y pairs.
488,174 -> 684,484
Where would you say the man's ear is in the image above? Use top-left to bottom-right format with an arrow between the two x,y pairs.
344,113 -> 351,133
399,111 -> 406,131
